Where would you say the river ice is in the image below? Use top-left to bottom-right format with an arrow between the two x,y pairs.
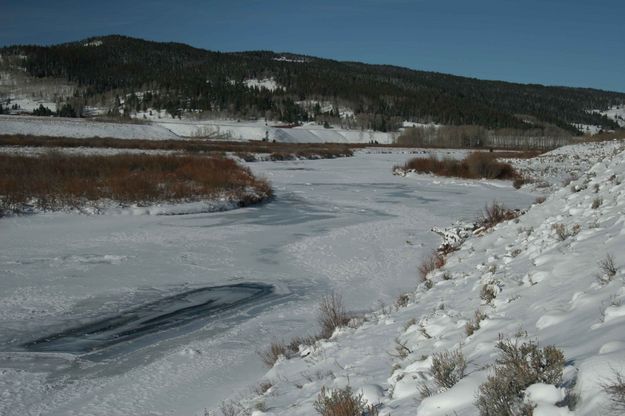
0,149 -> 534,415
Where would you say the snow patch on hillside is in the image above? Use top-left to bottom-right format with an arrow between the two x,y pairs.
243,78 -> 282,91
595,105 -> 625,128
83,40 -> 103,47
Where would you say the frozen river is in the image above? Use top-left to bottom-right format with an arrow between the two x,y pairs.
0,149 -> 535,415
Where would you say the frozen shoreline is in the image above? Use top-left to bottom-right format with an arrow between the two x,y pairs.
0,149 -> 536,415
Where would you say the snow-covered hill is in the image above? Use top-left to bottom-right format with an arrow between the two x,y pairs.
239,140 -> 625,416
0,115 -> 395,143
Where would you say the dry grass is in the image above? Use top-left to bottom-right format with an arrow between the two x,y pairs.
397,152 -> 520,181
318,293 -> 351,339
603,371 -> 625,412
0,134 -> 355,158
314,386 -> 378,416
431,349 -> 467,389
552,223 -> 581,241
259,293 -> 351,368
258,342 -> 290,367
478,202 -> 520,229
418,251 -> 446,282
465,309 -> 487,336
0,153 -> 272,213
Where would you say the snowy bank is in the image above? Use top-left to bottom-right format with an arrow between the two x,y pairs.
237,140 -> 625,416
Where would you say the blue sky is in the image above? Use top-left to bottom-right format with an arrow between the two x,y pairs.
1,0 -> 623,92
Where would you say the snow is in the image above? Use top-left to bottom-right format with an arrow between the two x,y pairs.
0,114 -> 180,139
1,95 -> 58,113
243,78 -> 281,92
593,105 -> 625,128
0,115 -> 396,143
572,123 -> 603,135
2,139 -> 625,415
0,149 -> 533,415
273,56 -> 306,63
217,140 -> 625,416
83,40 -> 103,47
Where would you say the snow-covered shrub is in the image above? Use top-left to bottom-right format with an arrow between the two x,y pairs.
431,349 -> 467,389
480,284 -> 497,304
318,293 -> 351,339
313,386 -> 378,416
552,223 -> 580,241
395,293 -> 410,309
475,338 -> 565,416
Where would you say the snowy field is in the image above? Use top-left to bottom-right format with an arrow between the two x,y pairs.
0,149 -> 534,415
0,115 -> 395,143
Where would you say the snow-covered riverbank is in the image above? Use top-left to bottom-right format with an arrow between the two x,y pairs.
239,140 -> 625,416
0,150 -> 533,416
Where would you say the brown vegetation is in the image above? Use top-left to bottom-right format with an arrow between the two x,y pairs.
397,152 -> 520,181
0,134 -> 355,158
0,153 -> 272,213
418,252 -> 446,282
314,386 -> 378,416
431,349 -> 467,389
477,202 -> 520,229
476,338 -> 565,416
259,293 -> 354,368
318,293 -> 351,339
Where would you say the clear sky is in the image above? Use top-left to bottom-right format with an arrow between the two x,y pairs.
1,0 -> 623,92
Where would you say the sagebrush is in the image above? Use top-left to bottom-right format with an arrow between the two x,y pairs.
475,338 -> 565,416
314,386 -> 378,416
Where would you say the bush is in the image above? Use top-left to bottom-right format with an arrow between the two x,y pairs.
318,293 -> 351,339
603,371 -> 625,412
418,252 -> 446,282
552,223 -> 580,241
0,153 -> 273,213
598,254 -> 617,283
480,284 -> 497,304
478,202 -> 519,229
397,152 -> 519,181
314,386 -> 378,416
475,338 -> 565,416
591,197 -> 603,209
258,342 -> 289,367
465,309 -> 487,336
431,349 -> 467,389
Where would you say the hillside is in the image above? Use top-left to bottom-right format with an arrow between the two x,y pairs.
1,35 -> 624,134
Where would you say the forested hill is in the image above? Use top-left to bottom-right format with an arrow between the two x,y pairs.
2,35 -> 624,133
